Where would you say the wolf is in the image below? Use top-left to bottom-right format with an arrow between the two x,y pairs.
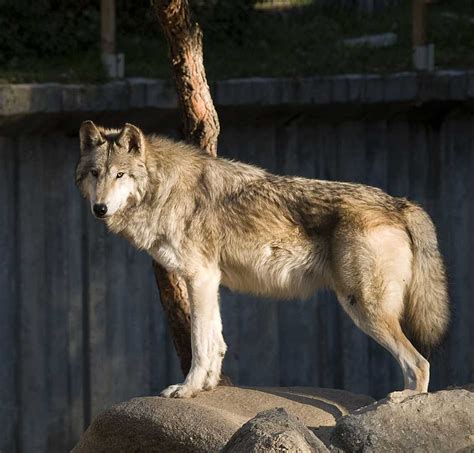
76,120 -> 449,399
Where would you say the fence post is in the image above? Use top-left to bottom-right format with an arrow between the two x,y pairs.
412,0 -> 434,71
101,0 -> 124,78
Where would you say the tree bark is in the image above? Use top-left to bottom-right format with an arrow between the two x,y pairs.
152,261 -> 192,377
152,0 -> 230,384
153,0 -> 220,155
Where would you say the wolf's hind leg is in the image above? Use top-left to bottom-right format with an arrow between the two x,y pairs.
339,293 -> 429,394
363,314 -> 429,393
336,225 -> 429,394
160,268 -> 222,398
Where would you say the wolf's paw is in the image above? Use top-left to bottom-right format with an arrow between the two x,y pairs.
387,389 -> 420,403
160,383 -> 198,399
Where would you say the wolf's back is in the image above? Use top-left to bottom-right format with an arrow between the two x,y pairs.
403,203 -> 449,351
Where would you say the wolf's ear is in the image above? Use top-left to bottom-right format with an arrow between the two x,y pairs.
117,123 -> 145,156
79,120 -> 104,154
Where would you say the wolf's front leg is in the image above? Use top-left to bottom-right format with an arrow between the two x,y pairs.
160,268 -> 225,398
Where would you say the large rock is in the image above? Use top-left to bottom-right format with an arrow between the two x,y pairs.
73,386 -> 373,452
222,407 -> 329,452
330,387 -> 474,452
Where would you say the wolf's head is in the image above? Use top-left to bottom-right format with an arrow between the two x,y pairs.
75,121 -> 148,219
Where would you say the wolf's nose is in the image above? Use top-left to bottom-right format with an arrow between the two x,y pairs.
93,203 -> 108,217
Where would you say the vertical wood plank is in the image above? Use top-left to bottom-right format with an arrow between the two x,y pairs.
438,119 -> 457,389
104,233 -> 128,404
439,118 -> 455,388
64,137 -> 86,446
124,246 -> 153,397
409,121 -> 430,205
18,135 -> 48,453
43,135 -> 73,451
467,120 -> 474,387
386,121 -> 411,198
0,137 -> 18,453
430,119 -> 450,391
442,119 -> 473,387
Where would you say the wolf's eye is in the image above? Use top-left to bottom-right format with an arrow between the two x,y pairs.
91,169 -> 99,177
116,172 -> 124,179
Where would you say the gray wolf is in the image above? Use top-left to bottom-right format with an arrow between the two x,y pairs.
76,120 -> 449,399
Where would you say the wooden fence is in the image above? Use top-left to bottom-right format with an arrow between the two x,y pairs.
1,92 -> 473,452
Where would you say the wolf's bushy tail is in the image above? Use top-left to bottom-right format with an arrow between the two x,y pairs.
404,203 -> 449,352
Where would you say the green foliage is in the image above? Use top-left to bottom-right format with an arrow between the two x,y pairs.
0,1 -> 100,65
191,0 -> 258,42
0,0 -> 257,66
0,0 -> 473,82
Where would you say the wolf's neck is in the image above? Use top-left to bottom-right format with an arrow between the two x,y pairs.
105,170 -> 182,251
105,200 -> 155,250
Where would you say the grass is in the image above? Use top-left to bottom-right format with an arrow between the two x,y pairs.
1,1 -> 473,83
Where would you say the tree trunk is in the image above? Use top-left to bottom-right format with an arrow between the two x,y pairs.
153,0 -> 220,155
152,0 -> 230,385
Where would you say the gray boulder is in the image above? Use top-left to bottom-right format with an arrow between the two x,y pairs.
72,386 -> 373,452
330,387 -> 474,452
222,407 -> 329,452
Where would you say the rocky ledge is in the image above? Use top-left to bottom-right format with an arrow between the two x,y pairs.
73,385 -> 474,452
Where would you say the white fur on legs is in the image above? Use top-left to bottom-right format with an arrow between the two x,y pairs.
203,313 -> 227,390
160,267 -> 222,398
